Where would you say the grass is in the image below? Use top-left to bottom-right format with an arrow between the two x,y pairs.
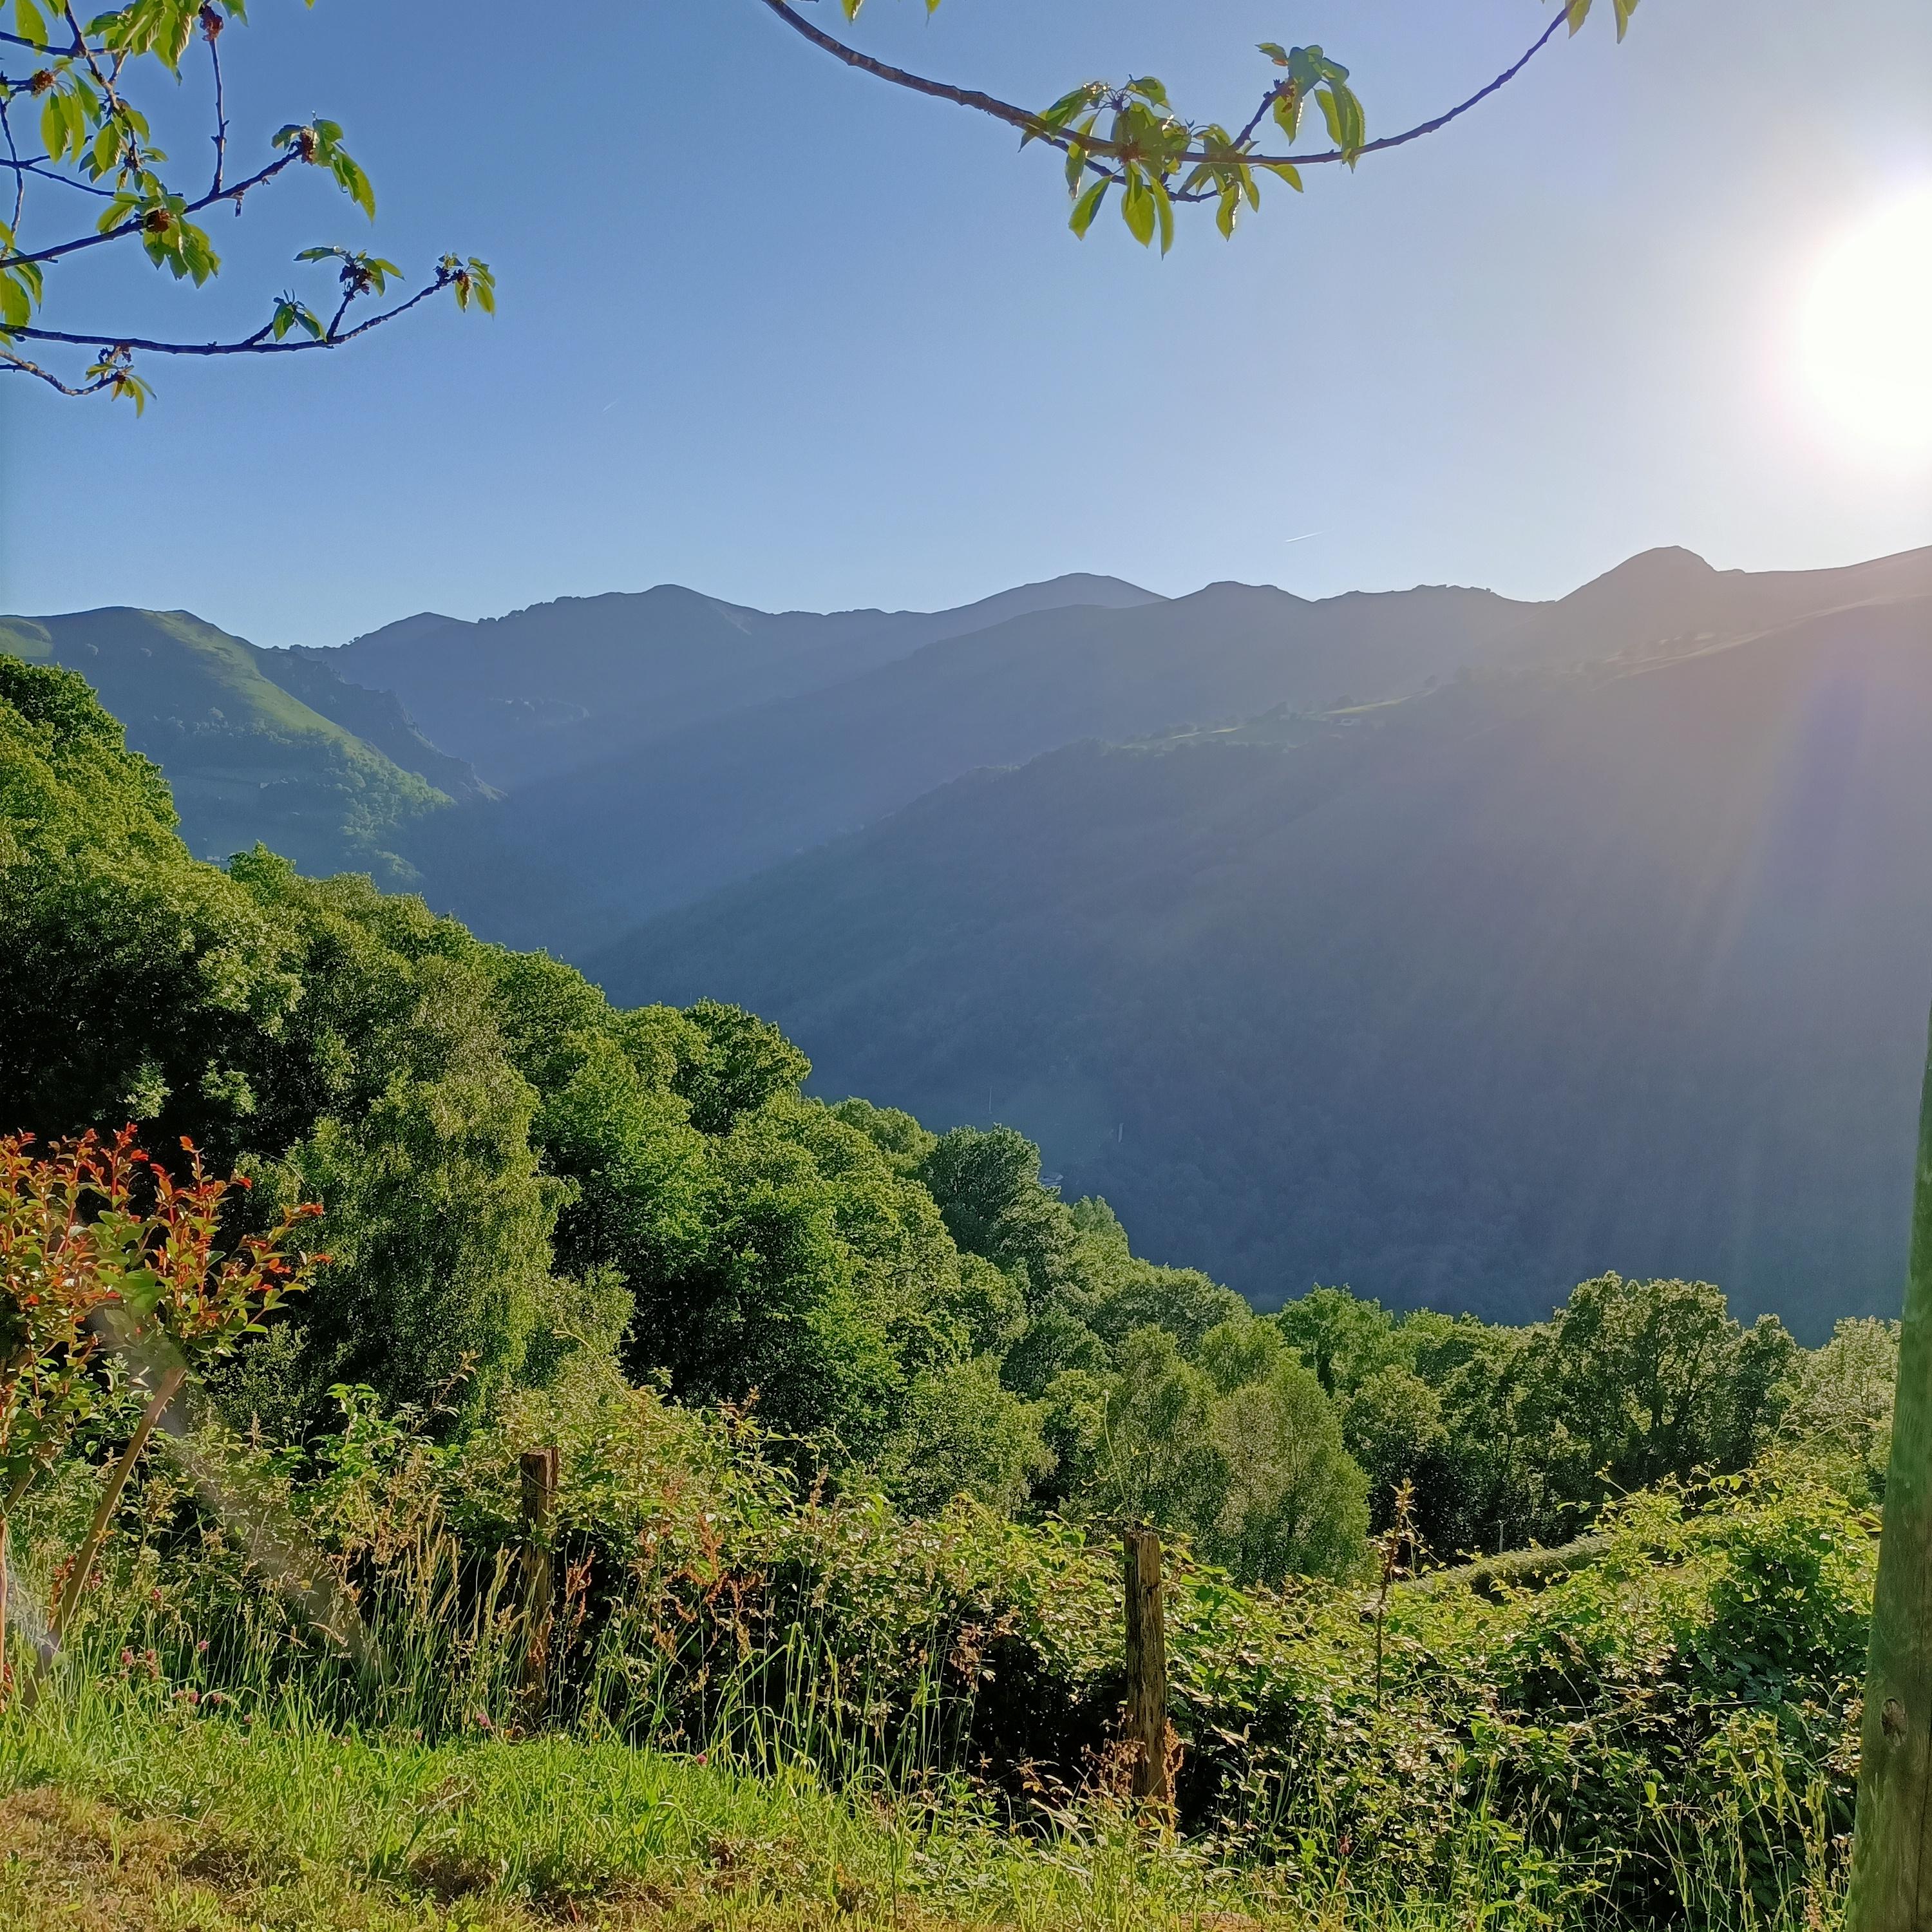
0,1674 -> 1602,1932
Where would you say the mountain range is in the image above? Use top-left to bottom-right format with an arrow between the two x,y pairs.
7,542 -> 1930,1330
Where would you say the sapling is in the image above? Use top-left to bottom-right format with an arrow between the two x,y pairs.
0,1126 -> 323,1697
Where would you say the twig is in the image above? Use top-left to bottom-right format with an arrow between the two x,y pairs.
12,269 -> 452,355
7,149 -> 298,267
205,8 -> 227,195
0,342 -> 115,394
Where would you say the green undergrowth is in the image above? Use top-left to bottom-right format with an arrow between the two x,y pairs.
5,1392 -> 1871,1930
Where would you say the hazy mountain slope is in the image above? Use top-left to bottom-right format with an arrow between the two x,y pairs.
416,578 -> 1544,941
425,547 -> 1932,943
251,647 -> 493,806
0,607 -> 457,881
1495,542 -> 1932,665
599,589 -> 1932,1336
323,573 -> 1163,788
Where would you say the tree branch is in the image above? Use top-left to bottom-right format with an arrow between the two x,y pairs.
0,341 -> 113,394
206,12 -> 227,196
8,147 -> 297,267
0,154 -> 117,197
0,86 -> 23,234
12,270 -> 453,356
755,0 -> 1569,180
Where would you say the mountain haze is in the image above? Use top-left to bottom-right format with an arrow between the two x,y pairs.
324,573 -> 1164,790
398,545 -> 1932,950
599,562 -> 1932,1334
404,576 -> 1550,943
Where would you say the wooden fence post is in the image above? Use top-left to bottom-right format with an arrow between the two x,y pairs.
1847,1021 -> 1932,1931
1123,1524 -> 1171,1810
518,1446 -> 559,1721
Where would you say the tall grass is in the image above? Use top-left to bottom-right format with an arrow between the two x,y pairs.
0,1399 -> 1864,1930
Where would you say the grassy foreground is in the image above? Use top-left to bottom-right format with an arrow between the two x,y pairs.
0,1680 -> 1514,1932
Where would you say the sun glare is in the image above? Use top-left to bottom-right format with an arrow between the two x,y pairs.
1800,186 -> 1932,457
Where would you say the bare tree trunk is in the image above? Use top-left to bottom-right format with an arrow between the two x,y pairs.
1847,1018 -> 1932,1931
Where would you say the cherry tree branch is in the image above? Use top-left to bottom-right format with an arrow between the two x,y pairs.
7,148 -> 299,267
0,341 -> 113,393
756,0 -> 1569,181
11,270 -> 456,356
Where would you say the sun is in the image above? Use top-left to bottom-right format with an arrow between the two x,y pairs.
1799,185 -> 1932,457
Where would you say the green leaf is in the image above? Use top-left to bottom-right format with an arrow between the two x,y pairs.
1125,77 -> 1169,109
1257,41 -> 1291,66
1567,0 -> 1594,32
1271,86 -> 1301,145
1216,187 -> 1238,240
116,1266 -> 165,1323
13,0 -> 48,49
1612,0 -> 1640,38
1068,177 -> 1108,237
1317,82 -> 1365,159
0,269 -> 32,332
1121,169 -> 1155,247
87,119 -> 120,180
1150,175 -> 1174,255
1257,160 -> 1303,192
330,150 -> 375,220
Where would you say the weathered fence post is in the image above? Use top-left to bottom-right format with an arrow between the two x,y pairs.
1846,1020 -> 1932,1931
1123,1524 -> 1171,1810
518,1446 -> 559,1721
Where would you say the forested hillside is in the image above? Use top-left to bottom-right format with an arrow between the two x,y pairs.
0,650 -> 1896,1562
0,607 -> 482,882
605,583 -> 1932,1333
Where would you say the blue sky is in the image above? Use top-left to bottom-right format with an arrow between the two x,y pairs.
3,0 -> 1929,644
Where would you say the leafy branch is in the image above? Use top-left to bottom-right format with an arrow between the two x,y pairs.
759,0 -> 1636,252
0,0 -> 492,407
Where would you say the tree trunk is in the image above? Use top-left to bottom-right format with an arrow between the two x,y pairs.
1847,1015 -> 1932,1931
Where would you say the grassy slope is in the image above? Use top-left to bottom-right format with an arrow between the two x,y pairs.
0,1684 -> 1425,1932
0,609 -> 450,882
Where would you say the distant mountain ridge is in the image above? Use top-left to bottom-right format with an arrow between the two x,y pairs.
598,571 -> 1932,1333
389,544 -> 1932,950
320,573 -> 1166,790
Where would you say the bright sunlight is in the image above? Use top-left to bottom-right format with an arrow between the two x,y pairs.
1801,184 -> 1932,457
